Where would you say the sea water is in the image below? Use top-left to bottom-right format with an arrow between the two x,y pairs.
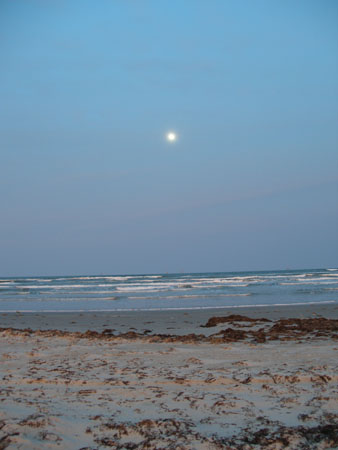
0,269 -> 337,312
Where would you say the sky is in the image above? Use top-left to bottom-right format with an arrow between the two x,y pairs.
1,0 -> 338,276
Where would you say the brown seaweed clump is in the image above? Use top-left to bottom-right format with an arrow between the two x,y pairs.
202,314 -> 271,327
91,419 -> 338,449
1,315 -> 338,345
267,317 -> 338,340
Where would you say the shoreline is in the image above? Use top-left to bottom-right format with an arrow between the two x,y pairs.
1,302 -> 337,334
0,299 -> 336,312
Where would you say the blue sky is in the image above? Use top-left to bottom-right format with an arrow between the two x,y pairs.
1,0 -> 338,275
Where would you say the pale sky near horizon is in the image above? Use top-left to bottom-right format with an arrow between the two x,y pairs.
1,0 -> 338,276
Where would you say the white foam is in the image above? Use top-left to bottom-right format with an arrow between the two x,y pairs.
0,300 -> 335,313
140,275 -> 163,278
185,277 -> 252,283
15,284 -> 107,289
53,275 -> 163,281
55,276 -> 134,281
115,282 -> 249,292
128,293 -> 251,300
280,281 -> 338,285
300,277 -> 338,282
16,278 -> 51,282
116,286 -> 169,292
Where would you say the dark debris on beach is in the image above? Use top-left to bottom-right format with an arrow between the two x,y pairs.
1,314 -> 338,344
77,419 -> 338,450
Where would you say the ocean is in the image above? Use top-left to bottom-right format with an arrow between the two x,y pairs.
0,268 -> 337,312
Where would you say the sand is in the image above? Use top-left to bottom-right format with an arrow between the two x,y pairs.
1,303 -> 338,449
1,303 -> 337,335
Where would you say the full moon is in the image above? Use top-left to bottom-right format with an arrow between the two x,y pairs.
166,131 -> 177,142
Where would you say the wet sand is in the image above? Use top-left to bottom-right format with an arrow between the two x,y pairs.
1,302 -> 337,335
1,303 -> 338,449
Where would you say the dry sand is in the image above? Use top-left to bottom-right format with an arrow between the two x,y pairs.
1,304 -> 338,449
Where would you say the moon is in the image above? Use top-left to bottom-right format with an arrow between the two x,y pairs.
166,131 -> 177,142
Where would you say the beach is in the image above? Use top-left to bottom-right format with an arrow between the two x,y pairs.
2,0 -> 337,446
1,303 -> 338,449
